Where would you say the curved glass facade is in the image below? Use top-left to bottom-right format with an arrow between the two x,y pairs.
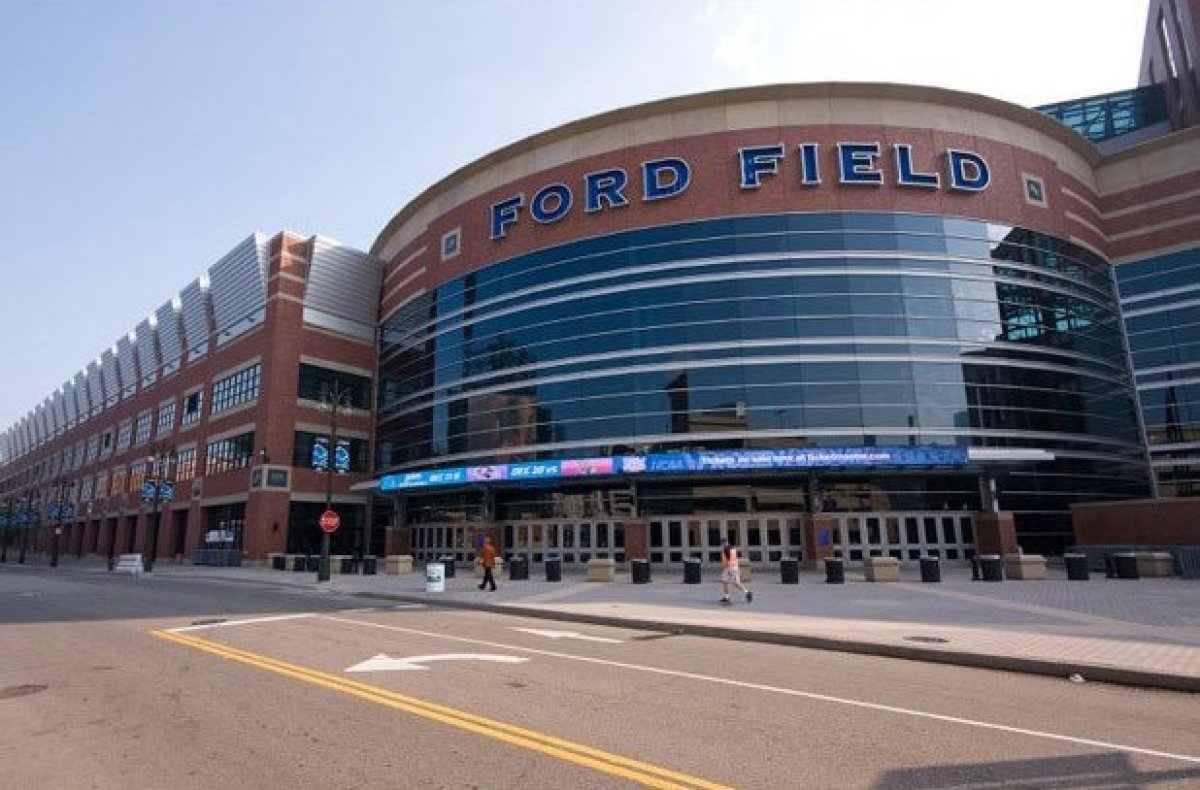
378,212 -> 1151,548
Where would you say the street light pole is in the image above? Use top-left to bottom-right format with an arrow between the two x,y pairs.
144,448 -> 175,573
50,480 -> 64,568
317,380 -> 347,583
1,496 -> 12,563
18,491 -> 34,564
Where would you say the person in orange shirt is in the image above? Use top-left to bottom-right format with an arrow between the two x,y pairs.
477,536 -> 498,591
720,541 -> 752,605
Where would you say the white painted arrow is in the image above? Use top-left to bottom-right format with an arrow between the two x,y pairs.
513,627 -> 623,644
345,653 -> 529,673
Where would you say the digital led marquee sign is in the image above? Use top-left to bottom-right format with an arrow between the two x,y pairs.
379,446 -> 969,492
489,143 -> 991,240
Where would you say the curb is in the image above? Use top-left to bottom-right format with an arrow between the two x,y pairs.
353,591 -> 1200,694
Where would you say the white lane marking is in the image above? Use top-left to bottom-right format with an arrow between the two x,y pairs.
513,627 -> 623,644
345,604 -> 426,613
168,613 -> 317,633
323,614 -> 1200,766
346,652 -> 529,673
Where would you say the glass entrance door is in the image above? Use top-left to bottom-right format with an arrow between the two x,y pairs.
648,513 -> 802,566
503,520 -> 625,566
828,511 -> 975,563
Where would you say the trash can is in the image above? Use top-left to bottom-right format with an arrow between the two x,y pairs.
1063,553 -> 1089,581
824,557 -> 845,584
509,555 -> 529,581
425,562 -> 445,593
305,555 -> 320,572
1114,552 -> 1139,579
361,556 -> 377,576
545,556 -> 562,582
440,555 -> 456,578
919,556 -> 941,583
780,557 -> 800,584
683,558 -> 702,584
978,554 -> 1004,582
271,554 -> 286,571
291,555 -> 307,572
631,558 -> 651,584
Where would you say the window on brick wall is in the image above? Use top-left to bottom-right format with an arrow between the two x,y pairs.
157,401 -> 176,437
116,421 -> 132,453
211,363 -> 261,415
205,432 -> 255,476
135,410 -> 152,445
173,446 -> 197,482
297,363 -> 371,409
181,390 -> 203,426
128,460 -> 147,493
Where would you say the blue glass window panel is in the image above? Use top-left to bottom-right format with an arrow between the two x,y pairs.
1126,305 -> 1200,334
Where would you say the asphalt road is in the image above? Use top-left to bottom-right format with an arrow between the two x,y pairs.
2,567 -> 1197,789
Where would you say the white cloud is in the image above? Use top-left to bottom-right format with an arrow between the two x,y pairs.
712,12 -> 775,83
689,0 -> 1145,106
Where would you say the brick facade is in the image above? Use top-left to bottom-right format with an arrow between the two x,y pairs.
1071,499 -> 1200,546
0,232 -> 379,565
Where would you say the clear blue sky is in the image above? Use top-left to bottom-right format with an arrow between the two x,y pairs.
0,0 -> 1147,432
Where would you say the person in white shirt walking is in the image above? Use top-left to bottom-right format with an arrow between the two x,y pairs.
720,542 -> 752,605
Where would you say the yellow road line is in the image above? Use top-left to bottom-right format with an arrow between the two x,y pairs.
153,629 -> 732,790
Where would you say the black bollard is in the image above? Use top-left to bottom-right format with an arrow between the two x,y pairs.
1064,553 -> 1089,581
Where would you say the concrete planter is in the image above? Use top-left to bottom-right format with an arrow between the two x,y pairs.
864,555 -> 900,582
384,555 -> 414,575
1004,554 -> 1046,580
1136,552 -> 1175,577
587,557 -> 615,582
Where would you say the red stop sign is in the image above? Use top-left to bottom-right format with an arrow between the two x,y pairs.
319,508 -> 340,533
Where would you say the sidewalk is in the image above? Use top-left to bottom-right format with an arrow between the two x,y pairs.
38,556 -> 1200,691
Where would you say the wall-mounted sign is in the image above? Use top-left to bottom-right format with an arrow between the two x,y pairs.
380,445 -> 969,492
489,143 -> 990,240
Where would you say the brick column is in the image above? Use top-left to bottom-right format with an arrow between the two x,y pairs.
974,511 -> 1018,555
384,525 -> 412,556
244,488 -> 290,561
802,513 -> 837,568
622,519 -> 648,560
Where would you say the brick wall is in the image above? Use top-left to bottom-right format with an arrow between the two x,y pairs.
1071,499 -> 1200,545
